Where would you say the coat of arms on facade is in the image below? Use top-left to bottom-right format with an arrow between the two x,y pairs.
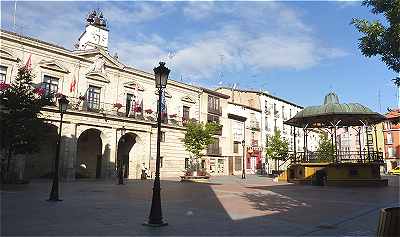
87,55 -> 106,74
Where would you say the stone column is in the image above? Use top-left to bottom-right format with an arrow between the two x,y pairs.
60,122 -> 77,181
105,129 -> 118,179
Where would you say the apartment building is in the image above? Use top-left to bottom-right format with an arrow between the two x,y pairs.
383,109 -> 400,171
197,88 -> 231,175
216,88 -> 319,174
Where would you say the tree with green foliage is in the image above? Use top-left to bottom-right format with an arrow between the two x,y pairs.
352,0 -> 400,86
0,66 -> 53,183
182,120 -> 220,174
316,133 -> 335,162
265,130 -> 289,163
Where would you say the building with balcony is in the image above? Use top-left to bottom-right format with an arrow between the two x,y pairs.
216,88 -> 263,174
383,109 -> 400,172
216,87 -> 320,174
198,88 -> 230,175
0,11 -> 203,180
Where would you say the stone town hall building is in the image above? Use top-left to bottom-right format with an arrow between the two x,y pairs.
0,12 -> 235,180
0,11 -> 318,180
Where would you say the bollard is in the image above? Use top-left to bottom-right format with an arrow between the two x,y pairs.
377,207 -> 400,237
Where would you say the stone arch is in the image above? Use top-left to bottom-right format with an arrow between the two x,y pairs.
76,128 -> 104,178
25,123 -> 58,179
117,132 -> 145,179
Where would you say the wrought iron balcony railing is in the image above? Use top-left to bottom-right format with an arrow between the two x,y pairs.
207,146 -> 222,156
289,150 -> 384,164
51,97 -> 192,127
208,106 -> 222,115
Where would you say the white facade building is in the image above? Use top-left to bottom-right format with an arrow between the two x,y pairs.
0,12 -> 204,180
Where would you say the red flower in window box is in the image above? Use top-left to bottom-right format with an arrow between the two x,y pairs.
145,109 -> 153,114
169,114 -> 177,118
0,82 -> 11,91
113,103 -> 123,109
134,106 -> 142,112
33,87 -> 45,96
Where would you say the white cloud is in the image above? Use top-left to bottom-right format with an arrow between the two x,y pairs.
103,2 -> 174,25
182,1 -> 216,20
1,1 -> 348,82
114,42 -> 167,71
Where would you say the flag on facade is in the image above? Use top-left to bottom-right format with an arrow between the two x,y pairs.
24,54 -> 32,70
69,76 -> 76,93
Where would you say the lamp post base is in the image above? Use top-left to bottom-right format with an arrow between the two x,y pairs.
143,221 -> 168,227
46,199 -> 63,202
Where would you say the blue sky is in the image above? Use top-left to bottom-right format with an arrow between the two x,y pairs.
1,1 -> 397,112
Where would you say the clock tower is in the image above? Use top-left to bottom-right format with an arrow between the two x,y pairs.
78,10 -> 109,51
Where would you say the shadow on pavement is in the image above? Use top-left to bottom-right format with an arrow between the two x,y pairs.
2,176 -> 398,236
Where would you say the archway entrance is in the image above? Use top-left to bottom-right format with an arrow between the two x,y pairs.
77,129 -> 103,179
25,123 -> 58,179
117,133 -> 136,178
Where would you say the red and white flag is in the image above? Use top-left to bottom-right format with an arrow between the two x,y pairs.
69,76 -> 76,93
24,54 -> 32,70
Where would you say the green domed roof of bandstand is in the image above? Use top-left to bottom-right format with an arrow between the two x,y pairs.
284,92 -> 386,128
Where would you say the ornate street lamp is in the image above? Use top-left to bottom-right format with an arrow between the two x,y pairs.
48,95 -> 69,201
118,126 -> 126,185
144,62 -> 170,227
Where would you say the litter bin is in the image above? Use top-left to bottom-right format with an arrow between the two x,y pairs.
377,207 -> 400,237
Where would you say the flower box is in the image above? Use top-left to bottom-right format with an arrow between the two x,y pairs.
113,103 -> 123,110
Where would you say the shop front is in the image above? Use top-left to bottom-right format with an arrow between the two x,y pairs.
246,147 -> 262,174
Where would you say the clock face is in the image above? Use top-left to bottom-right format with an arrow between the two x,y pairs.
92,32 -> 100,43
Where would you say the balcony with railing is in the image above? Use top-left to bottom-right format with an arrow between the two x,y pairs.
208,105 -> 222,115
274,110 -> 280,118
265,106 -> 272,116
207,146 -> 222,156
57,97 -> 193,127
251,139 -> 258,147
290,150 -> 384,164
207,138 -> 221,156
249,121 -> 260,132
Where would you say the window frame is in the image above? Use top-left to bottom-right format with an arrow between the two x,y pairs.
183,105 -> 190,120
0,65 -> 7,83
87,85 -> 101,110
233,141 -> 239,153
42,75 -> 59,96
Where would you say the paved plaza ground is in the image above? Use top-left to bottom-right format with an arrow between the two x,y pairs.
1,175 -> 399,236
